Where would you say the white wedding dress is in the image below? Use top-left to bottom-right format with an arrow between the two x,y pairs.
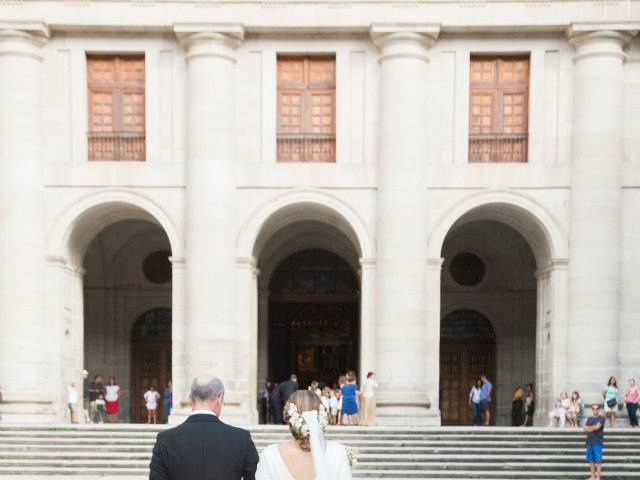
256,441 -> 352,480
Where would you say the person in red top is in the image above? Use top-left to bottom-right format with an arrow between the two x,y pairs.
624,378 -> 640,428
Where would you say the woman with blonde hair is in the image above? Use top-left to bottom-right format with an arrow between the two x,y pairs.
256,390 -> 353,479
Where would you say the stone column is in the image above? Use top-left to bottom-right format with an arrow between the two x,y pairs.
0,23 -> 52,423
234,258 -> 259,424
425,257 -> 444,415
371,24 -> 440,425
257,289 -> 270,388
359,258 -> 376,378
169,256 -> 186,424
175,24 -> 243,419
566,26 -> 634,403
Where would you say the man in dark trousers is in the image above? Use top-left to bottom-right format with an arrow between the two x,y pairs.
277,374 -> 299,423
269,382 -> 282,424
149,375 -> 258,480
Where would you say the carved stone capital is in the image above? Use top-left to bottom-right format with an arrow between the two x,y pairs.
0,21 -> 50,61
567,23 -> 638,63
174,23 -> 244,62
370,23 -> 440,64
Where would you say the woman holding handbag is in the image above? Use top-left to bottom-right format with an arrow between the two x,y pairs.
603,376 -> 619,427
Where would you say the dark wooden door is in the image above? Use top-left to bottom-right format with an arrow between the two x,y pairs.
440,343 -> 496,425
131,338 -> 171,422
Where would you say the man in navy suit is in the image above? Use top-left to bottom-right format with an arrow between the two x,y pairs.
149,375 -> 259,480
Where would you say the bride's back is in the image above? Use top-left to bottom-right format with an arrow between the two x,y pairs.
278,440 -> 315,480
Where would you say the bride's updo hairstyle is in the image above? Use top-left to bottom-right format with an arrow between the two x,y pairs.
284,390 -> 321,452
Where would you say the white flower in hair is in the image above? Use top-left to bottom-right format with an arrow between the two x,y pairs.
286,402 -> 329,437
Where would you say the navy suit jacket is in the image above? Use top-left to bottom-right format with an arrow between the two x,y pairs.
149,414 -> 259,480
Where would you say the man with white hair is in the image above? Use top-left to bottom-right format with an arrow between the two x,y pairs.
149,375 -> 259,480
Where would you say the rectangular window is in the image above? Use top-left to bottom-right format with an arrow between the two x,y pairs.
469,56 -> 529,163
87,55 -> 145,161
277,56 -> 336,162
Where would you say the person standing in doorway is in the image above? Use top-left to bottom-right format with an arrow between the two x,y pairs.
603,376 -> 619,427
269,382 -> 282,425
583,404 -> 605,480
278,374 -> 298,424
82,369 -> 89,423
95,393 -> 106,423
340,371 -> 361,425
88,375 -> 105,423
469,379 -> 483,426
105,377 -> 120,423
480,374 -> 493,426
145,386 -> 161,424
163,381 -> 173,423
67,382 -> 79,423
522,383 -> 535,426
624,378 -> 639,428
360,372 -> 379,426
511,385 -> 524,426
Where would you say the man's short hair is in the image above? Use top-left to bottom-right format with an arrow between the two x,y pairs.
191,376 -> 225,402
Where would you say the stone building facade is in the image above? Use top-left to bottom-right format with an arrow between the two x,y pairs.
0,1 -> 638,426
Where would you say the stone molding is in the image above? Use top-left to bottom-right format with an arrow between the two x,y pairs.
0,21 -> 50,60
567,23 -> 639,63
174,23 -> 244,62
370,23 -> 440,64
169,256 -> 186,268
427,257 -> 444,271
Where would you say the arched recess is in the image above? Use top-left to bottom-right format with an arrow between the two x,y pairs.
428,191 -> 568,426
45,190 -> 184,423
235,193 -> 376,421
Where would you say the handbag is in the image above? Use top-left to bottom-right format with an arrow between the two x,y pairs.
606,398 -> 617,408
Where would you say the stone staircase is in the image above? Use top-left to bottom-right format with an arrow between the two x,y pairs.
0,424 -> 639,479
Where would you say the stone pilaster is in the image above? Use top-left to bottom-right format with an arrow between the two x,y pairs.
566,25 -> 636,404
174,23 -> 244,421
371,24 -> 440,425
0,22 -> 53,422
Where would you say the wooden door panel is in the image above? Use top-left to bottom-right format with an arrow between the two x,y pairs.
132,340 -> 171,423
441,344 -> 496,425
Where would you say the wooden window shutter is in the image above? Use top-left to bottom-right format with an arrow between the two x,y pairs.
277,56 -> 336,162
469,56 -> 529,163
87,55 -> 146,161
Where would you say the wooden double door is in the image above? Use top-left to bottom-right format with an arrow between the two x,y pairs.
269,301 -> 359,388
440,343 -> 496,425
131,337 -> 171,423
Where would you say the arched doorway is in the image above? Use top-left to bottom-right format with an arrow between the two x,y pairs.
82,220 -> 172,422
440,309 -> 496,425
268,249 -> 359,388
131,307 -> 172,423
440,220 -> 537,425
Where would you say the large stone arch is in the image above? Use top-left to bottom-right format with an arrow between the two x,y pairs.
237,189 -> 375,262
48,189 -> 183,267
428,190 -> 567,268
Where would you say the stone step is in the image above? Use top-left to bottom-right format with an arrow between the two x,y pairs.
1,426 -> 638,479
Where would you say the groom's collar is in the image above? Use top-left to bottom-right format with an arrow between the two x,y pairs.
186,412 -> 221,423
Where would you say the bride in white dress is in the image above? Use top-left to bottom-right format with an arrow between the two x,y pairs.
256,390 -> 352,480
